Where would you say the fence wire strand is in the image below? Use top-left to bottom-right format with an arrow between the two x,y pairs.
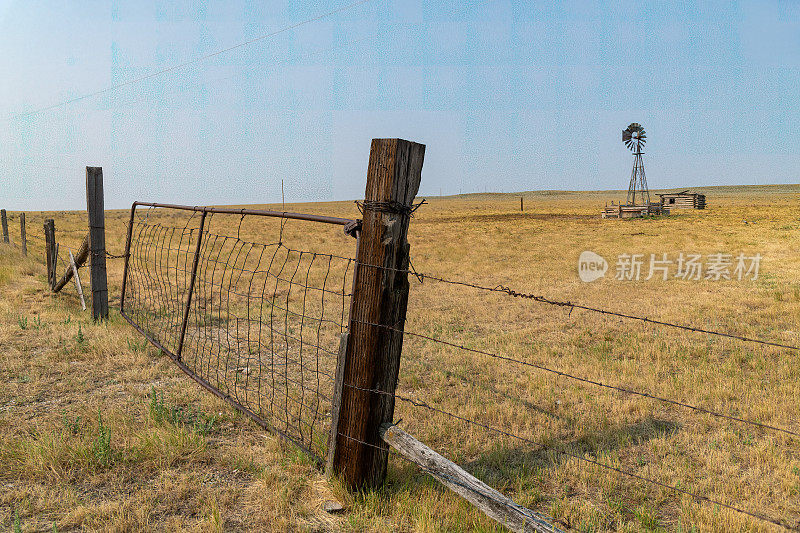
353,262 -> 800,352
352,318 -> 800,439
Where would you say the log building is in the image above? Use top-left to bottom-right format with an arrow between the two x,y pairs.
656,191 -> 706,209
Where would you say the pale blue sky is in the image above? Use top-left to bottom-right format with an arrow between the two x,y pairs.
1,1 -> 799,210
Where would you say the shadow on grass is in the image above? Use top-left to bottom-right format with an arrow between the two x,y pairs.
385,416 -> 679,495
461,417 -> 679,483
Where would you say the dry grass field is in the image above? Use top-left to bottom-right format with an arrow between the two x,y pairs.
2,184 -> 799,532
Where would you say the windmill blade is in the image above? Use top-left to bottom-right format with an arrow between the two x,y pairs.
622,122 -> 647,152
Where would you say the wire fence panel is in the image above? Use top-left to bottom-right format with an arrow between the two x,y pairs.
121,203 -> 357,463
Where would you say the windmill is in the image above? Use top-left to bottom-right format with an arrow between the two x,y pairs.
622,123 -> 650,206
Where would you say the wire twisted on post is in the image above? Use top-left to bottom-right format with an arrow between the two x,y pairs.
355,199 -> 427,217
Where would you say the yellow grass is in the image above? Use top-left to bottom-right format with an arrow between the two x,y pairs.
1,184 -> 799,531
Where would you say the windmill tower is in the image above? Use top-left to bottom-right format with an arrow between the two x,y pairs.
622,123 -> 650,206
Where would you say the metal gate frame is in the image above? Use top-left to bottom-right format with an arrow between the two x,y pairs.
119,201 -> 360,462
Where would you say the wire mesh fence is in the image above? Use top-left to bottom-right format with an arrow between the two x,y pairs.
121,203 -> 357,463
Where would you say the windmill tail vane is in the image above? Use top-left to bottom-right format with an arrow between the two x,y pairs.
622,122 -> 650,206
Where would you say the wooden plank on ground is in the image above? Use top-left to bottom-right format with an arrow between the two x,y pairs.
379,423 -> 563,533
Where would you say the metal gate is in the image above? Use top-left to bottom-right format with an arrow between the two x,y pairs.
120,202 -> 359,463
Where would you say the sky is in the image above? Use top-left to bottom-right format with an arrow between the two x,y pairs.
1,0 -> 799,210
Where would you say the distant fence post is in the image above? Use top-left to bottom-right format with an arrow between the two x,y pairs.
86,167 -> 109,321
1,209 -> 8,243
20,213 -> 26,256
44,219 -> 56,288
329,138 -> 425,490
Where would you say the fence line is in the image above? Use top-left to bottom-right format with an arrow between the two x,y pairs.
5,196 -> 798,529
5,199 -> 799,529
1,168 -> 110,317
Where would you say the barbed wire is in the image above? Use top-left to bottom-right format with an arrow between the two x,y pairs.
352,318 -> 800,439
356,198 -> 427,217
352,261 -> 800,352
88,249 -> 127,260
341,382 -> 796,530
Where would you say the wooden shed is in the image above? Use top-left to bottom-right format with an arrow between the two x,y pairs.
657,191 -> 706,209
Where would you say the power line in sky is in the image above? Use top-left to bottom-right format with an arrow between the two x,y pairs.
5,0 -> 373,122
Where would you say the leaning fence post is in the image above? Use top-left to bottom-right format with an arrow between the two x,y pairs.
329,138 -> 425,490
86,167 -> 109,320
69,249 -> 87,311
1,209 -> 8,244
20,213 -> 26,256
44,219 -> 56,288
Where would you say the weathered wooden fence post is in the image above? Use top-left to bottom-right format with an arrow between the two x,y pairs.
44,219 -> 56,288
328,138 -> 425,490
1,209 -> 8,243
520,196 -> 524,211
20,213 -> 26,256
86,167 -> 109,320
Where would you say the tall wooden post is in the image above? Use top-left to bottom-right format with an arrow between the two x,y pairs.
44,219 -> 56,288
86,167 -> 109,321
20,213 -> 26,256
329,138 -> 425,490
1,209 -> 8,243
520,196 -> 524,211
